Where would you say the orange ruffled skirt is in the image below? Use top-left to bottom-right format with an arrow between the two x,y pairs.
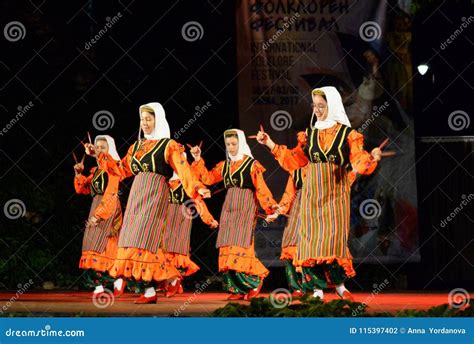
79,236 -> 118,272
165,252 -> 200,277
280,245 -> 297,261
218,245 -> 269,279
108,247 -> 180,282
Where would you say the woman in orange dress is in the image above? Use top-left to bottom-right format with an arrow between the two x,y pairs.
86,102 -> 211,304
162,169 -> 218,295
74,135 -> 123,297
190,129 -> 278,300
256,86 -> 382,301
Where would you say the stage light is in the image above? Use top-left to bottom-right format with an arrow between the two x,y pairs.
417,64 -> 429,75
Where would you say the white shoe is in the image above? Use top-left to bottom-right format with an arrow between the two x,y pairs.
144,287 -> 156,298
93,285 -> 104,294
113,278 -> 123,290
312,288 -> 324,300
335,283 -> 354,301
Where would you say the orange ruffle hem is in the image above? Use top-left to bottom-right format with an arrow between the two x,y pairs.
218,245 -> 269,278
165,252 -> 200,277
108,247 -> 180,282
294,256 -> 356,278
79,236 -> 118,272
280,245 -> 297,260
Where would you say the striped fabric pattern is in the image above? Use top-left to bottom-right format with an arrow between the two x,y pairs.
217,188 -> 258,248
297,163 -> 352,261
281,189 -> 302,248
161,203 -> 193,255
118,172 -> 170,252
82,195 -> 121,252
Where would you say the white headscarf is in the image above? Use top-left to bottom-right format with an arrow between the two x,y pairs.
224,129 -> 254,161
138,102 -> 170,140
95,135 -> 120,161
310,86 -> 351,129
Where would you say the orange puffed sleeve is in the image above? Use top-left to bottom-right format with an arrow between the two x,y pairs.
194,197 -> 216,226
347,130 -> 378,175
97,144 -> 133,180
348,169 -> 358,187
191,159 -> 225,186
74,167 -> 96,195
270,131 -> 309,172
166,140 -> 205,199
278,174 -> 297,215
250,161 -> 277,214
170,179 -> 216,226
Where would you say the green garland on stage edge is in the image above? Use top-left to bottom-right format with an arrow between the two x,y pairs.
213,295 -> 473,317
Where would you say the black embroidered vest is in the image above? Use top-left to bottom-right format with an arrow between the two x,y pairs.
129,139 -> 174,177
292,168 -> 303,190
169,183 -> 189,205
90,168 -> 108,197
222,156 -> 255,190
303,125 -> 351,166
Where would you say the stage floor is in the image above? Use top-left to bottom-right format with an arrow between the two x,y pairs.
0,291 -> 463,317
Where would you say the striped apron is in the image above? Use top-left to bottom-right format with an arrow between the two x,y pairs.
217,187 -> 258,248
297,162 -> 352,261
82,195 -> 121,253
281,189 -> 302,248
162,203 -> 193,255
118,172 -> 170,252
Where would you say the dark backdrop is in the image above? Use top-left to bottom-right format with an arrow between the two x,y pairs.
0,0 -> 472,291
